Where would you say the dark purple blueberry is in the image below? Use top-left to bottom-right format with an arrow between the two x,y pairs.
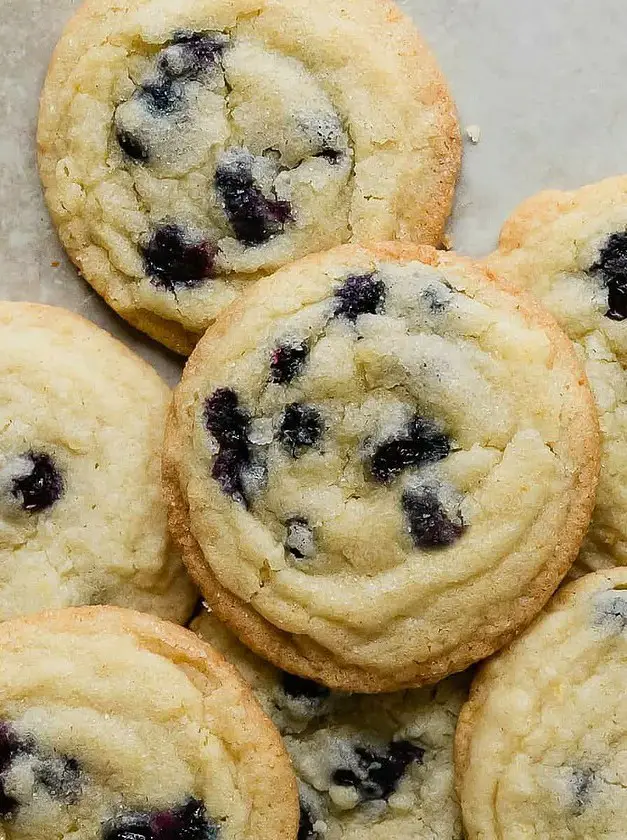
204,389 -> 250,448
159,32 -> 229,80
140,78 -> 185,114
215,152 -> 292,245
203,390 -> 252,506
0,724 -> 25,818
104,798 -> 219,840
285,517 -> 315,559
331,740 -> 424,802
369,417 -> 450,484
571,768 -> 594,815
116,127 -> 150,162
281,672 -> 330,702
590,231 -> 627,321
402,487 -> 464,549
277,404 -> 323,458
11,452 -> 63,513
334,274 -> 386,322
270,342 -> 309,384
142,225 -> 215,292
594,591 -> 627,633
298,802 -> 318,840
316,145 -> 343,165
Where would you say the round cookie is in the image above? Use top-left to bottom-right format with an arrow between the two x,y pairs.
37,0 -> 460,355
456,567 -> 627,840
164,241 -> 600,691
0,302 -> 196,623
486,176 -> 627,573
0,606 -> 298,840
193,608 -> 467,840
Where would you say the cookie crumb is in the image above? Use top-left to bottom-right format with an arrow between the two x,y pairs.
465,124 -> 481,144
51,261 -> 60,268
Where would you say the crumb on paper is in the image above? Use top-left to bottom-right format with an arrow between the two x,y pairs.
51,261 -> 60,267
465,124 -> 481,144
441,234 -> 454,251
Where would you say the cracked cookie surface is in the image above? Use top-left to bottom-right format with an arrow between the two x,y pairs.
164,242 -> 600,691
487,176 -> 627,573
0,606 -> 297,840
38,0 -> 460,354
0,302 -> 196,623
193,609 -> 467,840
456,566 -> 627,840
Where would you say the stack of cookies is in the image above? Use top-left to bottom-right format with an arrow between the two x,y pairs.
0,0 -> 624,837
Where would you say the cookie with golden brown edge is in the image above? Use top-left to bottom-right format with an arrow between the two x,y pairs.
164,242 -> 600,691
487,176 -> 627,573
38,0 -> 460,355
0,302 -> 196,623
456,566 -> 627,840
0,606 -> 298,840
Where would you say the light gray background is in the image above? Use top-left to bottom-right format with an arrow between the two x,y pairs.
2,0 -> 626,383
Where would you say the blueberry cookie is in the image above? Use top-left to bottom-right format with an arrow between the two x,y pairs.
487,177 -> 627,573
0,302 -> 196,622
163,241 -> 600,691
456,567 -> 627,839
0,606 -> 298,840
37,0 -> 460,355
193,609 -> 467,840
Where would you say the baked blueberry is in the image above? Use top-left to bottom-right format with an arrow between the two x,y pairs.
594,591 -> 627,633
11,452 -> 63,513
402,487 -> 464,548
270,342 -> 309,385
334,273 -> 386,321
215,151 -> 292,245
142,225 -> 215,292
369,417 -> 450,484
103,797 -> 219,840
158,32 -> 229,81
298,802 -> 318,840
331,740 -> 424,802
277,404 -> 323,457
284,518 -> 315,558
204,389 -> 251,506
116,127 -> 150,162
590,231 -> 627,321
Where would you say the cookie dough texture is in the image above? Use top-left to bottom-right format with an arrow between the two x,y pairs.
164,241 -> 600,691
456,566 -> 627,840
487,176 -> 627,573
193,609 -> 466,840
37,0 -> 460,354
0,606 -> 298,840
0,302 -> 196,623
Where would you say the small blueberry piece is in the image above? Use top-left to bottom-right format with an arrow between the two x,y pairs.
203,389 -> 251,507
215,151 -> 292,245
270,342 -> 309,385
402,487 -> 464,548
277,404 -> 323,458
331,740 -> 424,802
334,274 -> 386,322
11,452 -> 63,513
298,802 -> 318,840
369,417 -> 450,484
590,231 -> 627,321
281,672 -> 330,702
142,225 -> 215,292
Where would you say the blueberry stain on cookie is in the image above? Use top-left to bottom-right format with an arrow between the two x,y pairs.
370,417 -> 450,484
285,517 -> 316,558
402,487 -> 464,549
215,151 -> 292,245
593,590 -> 627,633
204,389 -> 252,506
11,452 -> 63,513
570,768 -> 595,816
334,273 -> 386,321
270,342 -> 309,384
143,225 -> 216,292
332,740 -> 424,802
590,231 -> 627,320
158,32 -> 229,81
103,797 -> 219,840
277,404 -> 323,457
